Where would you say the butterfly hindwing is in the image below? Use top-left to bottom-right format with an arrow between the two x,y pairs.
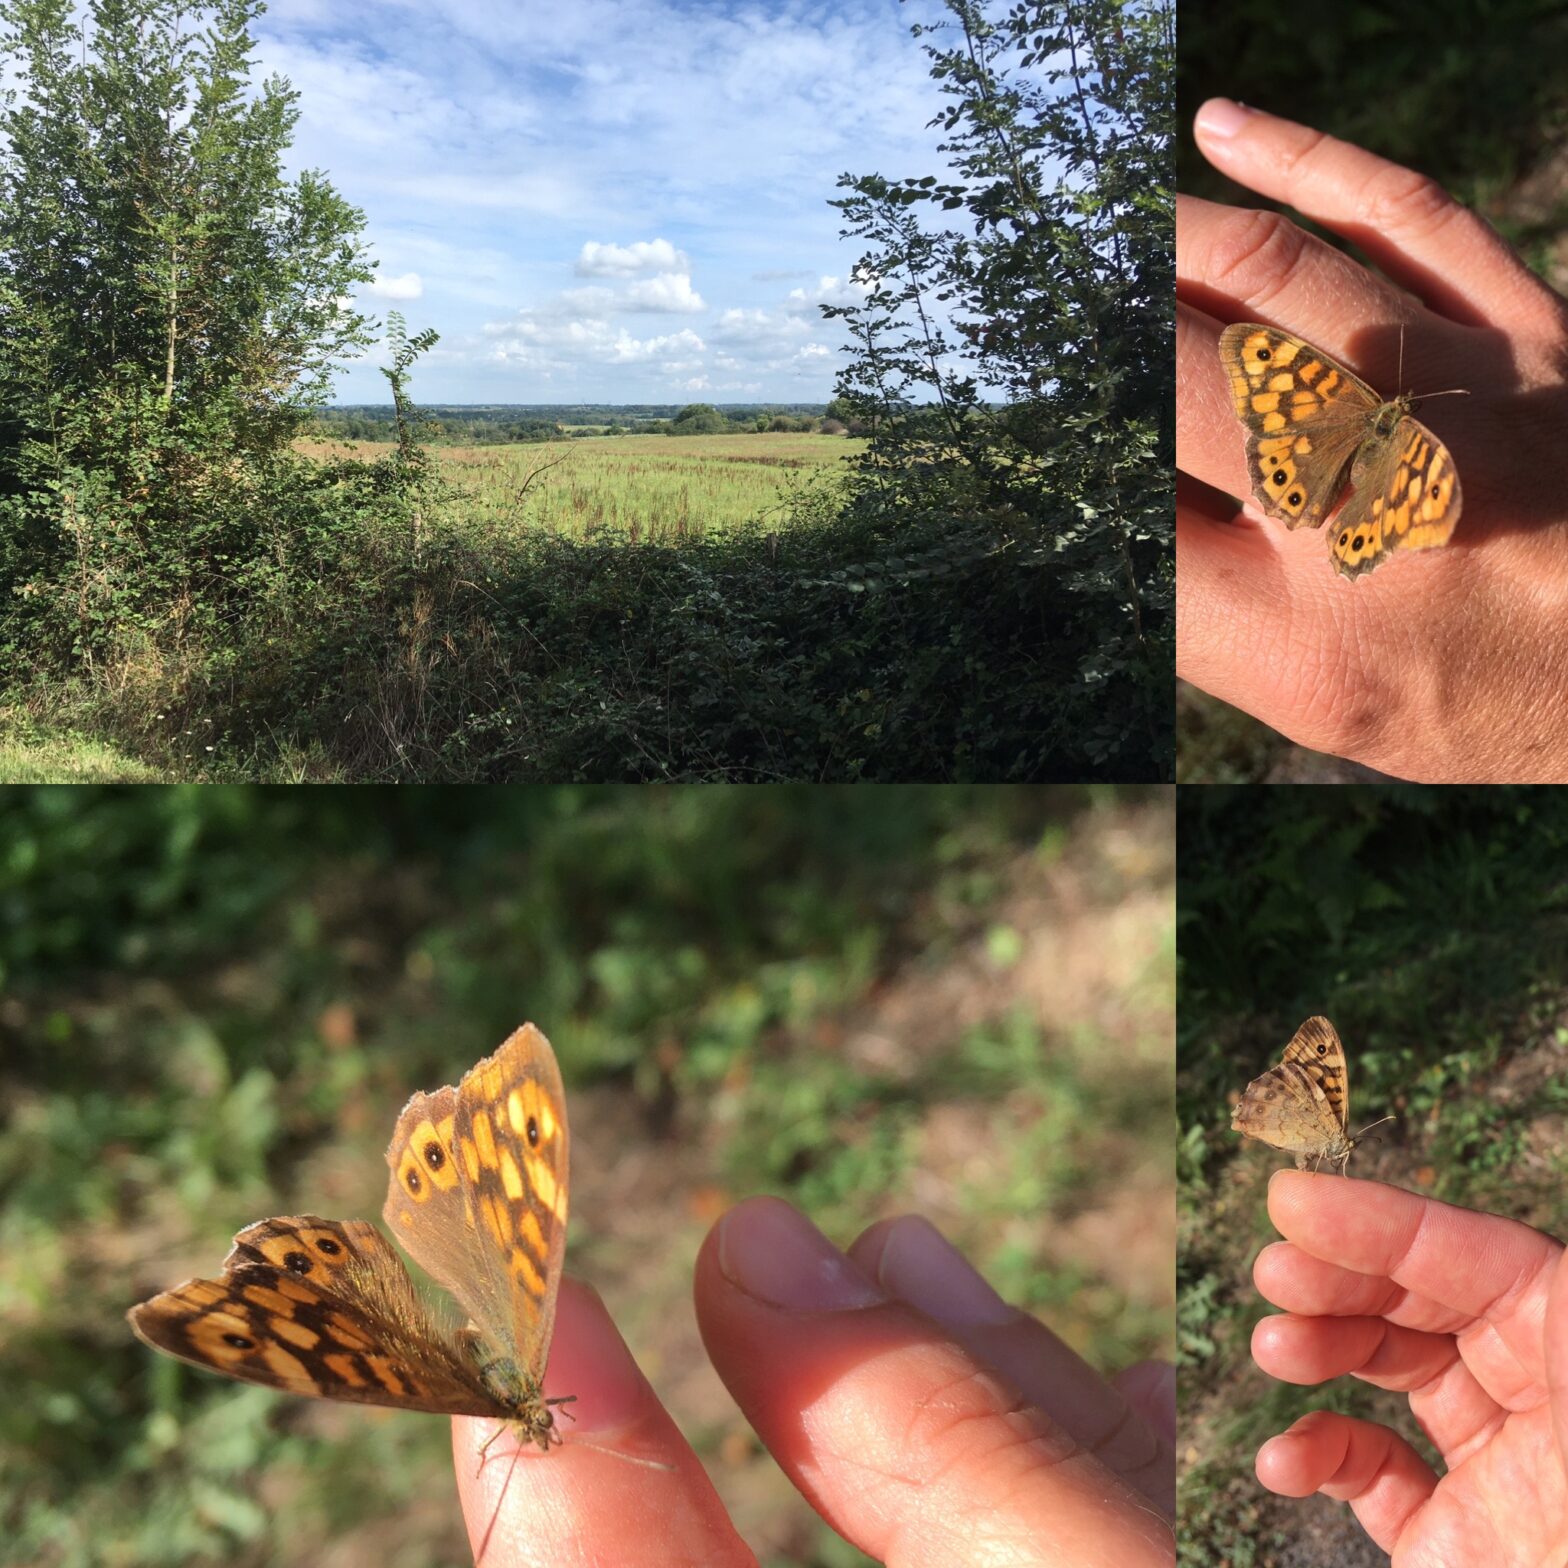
126,1216 -> 505,1415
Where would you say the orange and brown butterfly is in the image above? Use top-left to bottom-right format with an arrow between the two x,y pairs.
1231,1016 -> 1393,1175
1218,323 -> 1462,579
127,1024 -> 574,1449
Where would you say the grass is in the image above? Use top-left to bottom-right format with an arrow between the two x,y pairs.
1,785 -> 1173,1568
1177,787 -> 1568,1567
295,431 -> 867,543
0,718 -> 164,781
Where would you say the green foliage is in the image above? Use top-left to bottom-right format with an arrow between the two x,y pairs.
668,402 -> 734,436
0,0 -> 376,665
821,0 -> 1174,773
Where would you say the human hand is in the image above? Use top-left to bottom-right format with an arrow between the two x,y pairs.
1247,1171 -> 1568,1566
1177,99 -> 1568,782
453,1196 -> 1174,1565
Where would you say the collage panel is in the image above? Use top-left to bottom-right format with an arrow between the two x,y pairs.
1177,1 -> 1568,784
1,783 -> 1175,1566
1179,785 -> 1568,1566
0,0 -> 1172,786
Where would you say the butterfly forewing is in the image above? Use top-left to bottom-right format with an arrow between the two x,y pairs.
1219,323 -> 1377,531
383,1025 -> 570,1395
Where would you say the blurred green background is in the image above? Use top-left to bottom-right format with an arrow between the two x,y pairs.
1177,786 -> 1568,1567
1177,0 -> 1568,782
0,784 -> 1174,1568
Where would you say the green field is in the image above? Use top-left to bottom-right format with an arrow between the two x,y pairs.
298,431 -> 867,542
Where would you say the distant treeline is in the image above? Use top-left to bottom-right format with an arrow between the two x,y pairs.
307,401 -> 859,444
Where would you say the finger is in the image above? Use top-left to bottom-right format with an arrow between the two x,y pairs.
1112,1361 -> 1176,1448
1267,1173 -> 1563,1378
1254,1242 -> 1458,1331
1178,192 -> 1411,390
848,1215 -> 1172,1514
1175,490 -> 1362,758
1252,1312 -> 1459,1392
696,1198 -> 1174,1568
1192,99 -> 1556,334
454,1278 -> 750,1568
1255,1411 -> 1438,1555
1253,1247 -> 1513,1462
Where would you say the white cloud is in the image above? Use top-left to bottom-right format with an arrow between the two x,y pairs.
622,273 -> 704,312
367,271 -> 425,301
786,274 -> 873,310
575,238 -> 691,277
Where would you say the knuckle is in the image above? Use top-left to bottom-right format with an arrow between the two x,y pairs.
1357,167 -> 1455,237
1203,208 -> 1311,302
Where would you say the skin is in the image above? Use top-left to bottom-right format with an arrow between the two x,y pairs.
1177,99 -> 1568,781
1248,1172 -> 1568,1566
453,1196 -> 1175,1566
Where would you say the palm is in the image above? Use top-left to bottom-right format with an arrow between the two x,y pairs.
1397,1406 -> 1565,1568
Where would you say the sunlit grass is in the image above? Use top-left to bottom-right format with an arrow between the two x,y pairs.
295,432 -> 867,542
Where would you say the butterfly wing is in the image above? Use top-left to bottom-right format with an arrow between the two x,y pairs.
1219,324 -> 1380,530
384,1025 -> 569,1382
1279,1016 -> 1350,1135
127,1216 -> 506,1415
1329,409 -> 1462,579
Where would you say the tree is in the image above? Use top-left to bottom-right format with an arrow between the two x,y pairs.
669,402 -> 730,436
821,0 -> 1173,767
0,0 -> 375,649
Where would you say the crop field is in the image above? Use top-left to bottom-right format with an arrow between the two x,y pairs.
296,431 -> 867,541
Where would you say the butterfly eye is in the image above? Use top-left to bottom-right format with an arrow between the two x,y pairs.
1287,490 -> 1302,506
222,1333 -> 255,1350
422,1140 -> 445,1171
1257,347 -> 1272,361
283,1250 -> 313,1273
315,1237 -> 342,1256
526,1116 -> 540,1148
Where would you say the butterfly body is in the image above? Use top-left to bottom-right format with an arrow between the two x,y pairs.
129,1025 -> 573,1449
1218,323 -> 1462,579
1231,1016 -> 1361,1175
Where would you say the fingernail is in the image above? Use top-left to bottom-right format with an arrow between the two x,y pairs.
719,1198 -> 884,1311
874,1216 -> 1015,1328
1196,98 -> 1251,139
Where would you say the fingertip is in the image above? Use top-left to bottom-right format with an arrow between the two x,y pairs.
1255,1430 -> 1314,1496
1194,97 -> 1254,142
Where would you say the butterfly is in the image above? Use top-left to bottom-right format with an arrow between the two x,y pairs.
1218,322 -> 1462,579
1231,1016 -> 1393,1175
128,1024 -> 574,1449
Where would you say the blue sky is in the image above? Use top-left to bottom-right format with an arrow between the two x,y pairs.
254,0 -> 955,404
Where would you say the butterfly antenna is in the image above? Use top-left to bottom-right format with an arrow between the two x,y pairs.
1353,1114 -> 1397,1145
1396,322 -> 1468,401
